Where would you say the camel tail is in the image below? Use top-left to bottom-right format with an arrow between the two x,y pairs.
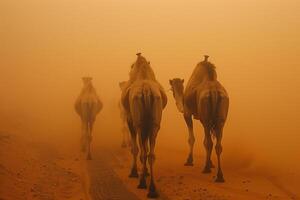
139,84 -> 154,141
142,84 -> 153,111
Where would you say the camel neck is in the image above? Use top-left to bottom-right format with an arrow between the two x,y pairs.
175,88 -> 185,113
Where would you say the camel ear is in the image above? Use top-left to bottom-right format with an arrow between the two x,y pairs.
169,79 -> 173,85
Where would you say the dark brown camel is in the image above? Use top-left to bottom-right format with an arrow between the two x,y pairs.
169,56 -> 229,182
121,53 -> 167,198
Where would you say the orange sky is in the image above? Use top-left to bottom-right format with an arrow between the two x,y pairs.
1,0 -> 300,171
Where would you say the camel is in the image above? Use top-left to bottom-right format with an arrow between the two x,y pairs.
169,55 -> 229,182
75,77 -> 103,160
121,53 -> 167,198
119,81 -> 131,148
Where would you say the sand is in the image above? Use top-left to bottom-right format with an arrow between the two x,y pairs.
113,147 -> 299,200
0,132 -> 89,200
1,130 -> 299,200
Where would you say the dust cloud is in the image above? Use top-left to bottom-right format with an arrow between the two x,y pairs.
1,0 -> 300,183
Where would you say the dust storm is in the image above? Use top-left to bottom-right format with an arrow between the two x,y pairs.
1,0 -> 300,199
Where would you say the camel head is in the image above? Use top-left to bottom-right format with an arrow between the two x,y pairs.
82,77 -> 93,85
169,78 -> 184,113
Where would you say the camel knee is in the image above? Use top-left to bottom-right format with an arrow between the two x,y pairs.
204,138 -> 213,150
148,153 -> 156,165
140,151 -> 147,163
215,143 -> 223,155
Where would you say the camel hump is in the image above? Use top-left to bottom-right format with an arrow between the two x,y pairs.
204,55 -> 209,62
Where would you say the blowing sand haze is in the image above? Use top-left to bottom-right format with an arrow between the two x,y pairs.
1,0 -> 300,199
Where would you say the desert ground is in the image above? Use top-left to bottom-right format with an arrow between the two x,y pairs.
2,128 -> 299,200
0,132 -> 89,200
113,146 -> 300,200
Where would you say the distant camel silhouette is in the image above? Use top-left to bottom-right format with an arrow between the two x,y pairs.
169,55 -> 229,182
121,53 -> 167,198
119,81 -> 131,148
75,77 -> 103,160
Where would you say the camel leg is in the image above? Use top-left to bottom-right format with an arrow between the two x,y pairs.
121,124 -> 127,148
184,114 -> 195,166
126,129 -> 132,147
138,130 -> 148,189
202,126 -> 213,173
214,126 -> 225,182
81,120 -> 88,152
127,120 -> 139,178
147,126 -> 159,198
86,121 -> 94,160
